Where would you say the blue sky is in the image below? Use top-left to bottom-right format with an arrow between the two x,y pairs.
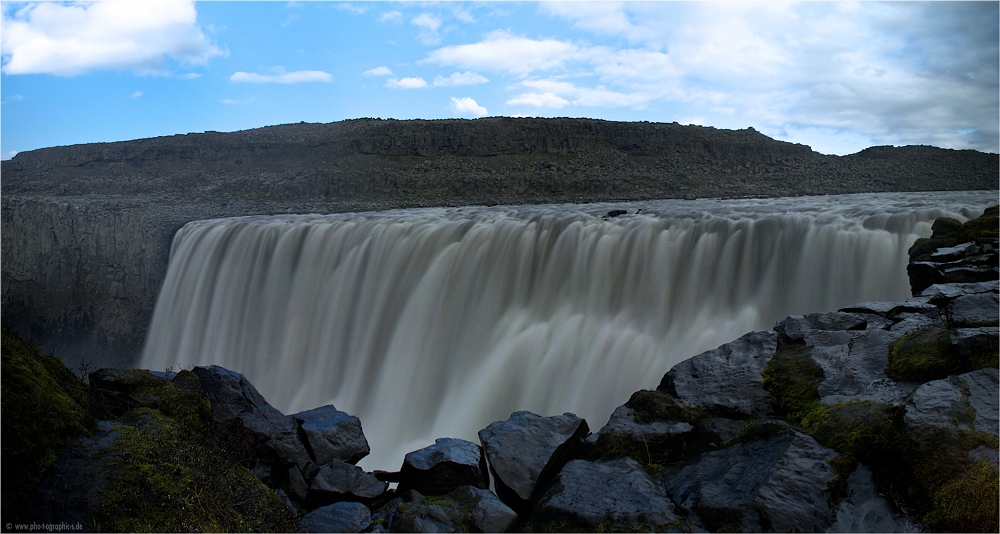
2,1 -> 998,159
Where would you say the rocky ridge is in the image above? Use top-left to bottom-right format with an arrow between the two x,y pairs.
3,118 -> 998,370
4,206 -> 997,532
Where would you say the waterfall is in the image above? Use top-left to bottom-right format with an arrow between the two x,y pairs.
140,191 -> 996,470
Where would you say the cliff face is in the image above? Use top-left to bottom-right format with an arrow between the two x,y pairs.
2,117 -> 997,368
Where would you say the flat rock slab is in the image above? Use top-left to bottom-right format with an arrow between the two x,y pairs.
665,426 -> 837,533
946,293 -> 999,325
775,312 -> 867,342
536,457 -> 678,528
294,404 -> 370,465
299,501 -> 372,533
479,411 -> 589,516
829,464 -> 920,533
191,365 -> 296,440
658,330 -> 776,416
902,368 -> 999,435
307,459 -> 388,507
399,437 -> 488,496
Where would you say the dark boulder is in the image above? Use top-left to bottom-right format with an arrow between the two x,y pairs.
374,487 -> 518,533
306,459 -> 388,507
595,405 -> 695,464
658,330 -> 776,416
398,437 -> 488,496
535,457 -> 678,529
294,404 -> 370,465
478,411 -> 589,516
298,501 -> 373,533
665,424 -> 838,532
191,365 -> 297,440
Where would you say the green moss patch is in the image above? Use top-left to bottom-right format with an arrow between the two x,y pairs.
760,344 -> 824,422
886,328 -> 996,382
595,390 -> 700,470
94,408 -> 295,532
625,389 -> 700,425
1,328 -> 94,524
922,458 -> 999,533
909,206 -> 999,261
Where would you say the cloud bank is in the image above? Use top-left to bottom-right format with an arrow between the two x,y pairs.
1,0 -> 224,76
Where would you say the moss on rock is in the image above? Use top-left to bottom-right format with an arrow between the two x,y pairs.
909,206 -> 999,261
887,328 -> 997,382
1,328 -> 94,525
94,408 -> 295,532
886,328 -> 955,382
760,343 -> 824,422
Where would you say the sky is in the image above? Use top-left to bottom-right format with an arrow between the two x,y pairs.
1,1 -> 998,160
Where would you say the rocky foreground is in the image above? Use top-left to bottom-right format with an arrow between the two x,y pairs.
2,207 -> 997,533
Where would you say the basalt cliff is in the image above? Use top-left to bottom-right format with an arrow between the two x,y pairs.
2,117 -> 998,369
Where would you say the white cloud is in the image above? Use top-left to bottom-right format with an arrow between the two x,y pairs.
433,71 -> 488,86
379,11 -> 403,24
423,3 -> 998,154
177,72 -> 201,80
2,94 -> 24,103
1,0 -> 225,76
426,31 -> 584,77
453,7 -> 475,24
222,97 -> 254,105
129,90 -> 142,99
506,92 -> 569,109
450,97 -> 487,117
385,77 -> 428,89
230,70 -> 332,84
363,66 -> 392,77
336,4 -> 369,15
412,13 -> 442,45
1,150 -> 18,160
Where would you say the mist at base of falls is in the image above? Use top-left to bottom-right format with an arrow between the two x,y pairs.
139,191 -> 997,471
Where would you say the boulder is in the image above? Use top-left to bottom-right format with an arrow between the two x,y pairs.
535,457 -> 678,529
299,501 -> 373,533
665,425 -> 837,533
306,459 -> 388,507
191,365 -> 297,440
398,438 -> 488,496
375,487 -> 518,533
478,411 -> 589,516
829,464 -> 920,533
657,330 -> 776,416
294,405 -> 370,465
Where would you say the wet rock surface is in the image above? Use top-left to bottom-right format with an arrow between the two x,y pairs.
665,425 -> 838,533
658,330 -> 776,416
294,404 -> 370,465
478,411 -> 590,516
398,438 -> 488,496
536,457 -> 678,528
299,501 -> 373,533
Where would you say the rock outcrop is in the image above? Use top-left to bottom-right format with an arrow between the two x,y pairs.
3,118 -> 996,370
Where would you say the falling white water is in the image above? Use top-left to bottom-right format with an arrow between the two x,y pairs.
140,191 -> 997,471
